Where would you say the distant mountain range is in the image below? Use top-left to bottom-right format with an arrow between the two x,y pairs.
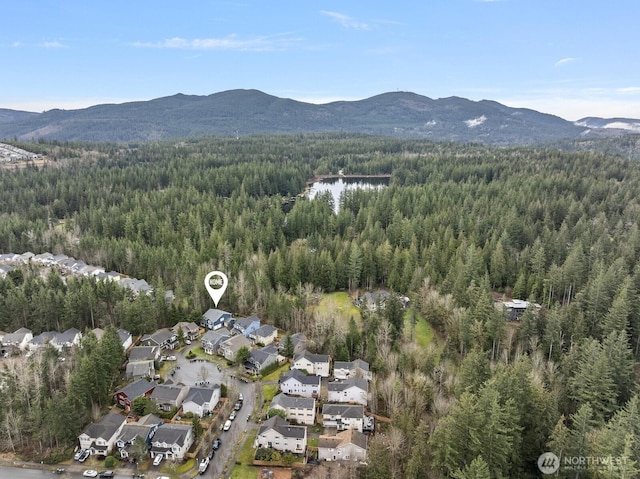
0,89 -> 638,145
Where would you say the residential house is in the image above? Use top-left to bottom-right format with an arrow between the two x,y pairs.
232,316 -> 261,338
140,328 -> 177,350
321,404 -> 365,432
32,252 -> 53,265
318,428 -> 367,462
78,412 -> 127,456
201,329 -> 230,355
116,414 -> 163,459
115,379 -> 157,413
149,423 -> 194,461
182,385 -> 221,417
496,299 -> 541,321
56,327 -> 82,349
269,393 -> 316,425
218,334 -> 251,362
245,345 -> 278,375
252,324 -> 278,345
128,346 -> 161,362
254,416 -> 307,454
28,331 -> 58,351
292,350 -> 331,377
356,290 -> 390,312
201,309 -> 232,330
149,382 -> 189,412
3,328 -> 33,351
279,369 -> 321,398
172,322 -> 200,341
121,278 -> 153,296
327,378 -> 369,406
118,329 -> 133,350
333,359 -> 372,381
126,360 -> 155,380
278,333 -> 307,356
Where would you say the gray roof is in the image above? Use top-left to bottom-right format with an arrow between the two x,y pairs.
82,412 -> 126,440
126,360 -> 154,377
254,324 -> 277,337
30,331 -> 57,345
334,358 -> 370,372
258,416 -> 306,440
116,378 -> 157,399
57,328 -> 81,344
142,328 -> 173,346
234,316 -> 260,330
128,346 -> 159,361
319,429 -> 367,450
270,393 -> 315,411
220,334 -> 251,353
322,404 -> 364,419
118,329 -> 131,344
152,423 -> 192,447
201,329 -> 230,345
150,384 -> 186,402
184,386 -> 220,406
328,378 -> 369,393
3,328 -> 32,344
202,309 -> 230,322
249,347 -> 277,366
294,350 -> 330,364
280,368 -> 321,386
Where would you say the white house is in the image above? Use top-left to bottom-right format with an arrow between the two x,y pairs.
201,329 -> 230,355
269,393 -> 316,425
172,322 -> 200,341
149,423 -> 194,460
292,350 -> 331,377
118,329 -> 133,350
333,359 -> 372,381
327,378 -> 369,406
252,324 -> 278,345
279,369 -> 321,398
182,386 -> 221,417
254,416 -> 307,454
116,414 -> 163,459
3,328 -> 33,351
322,404 -> 365,432
318,428 -> 367,462
78,412 -> 127,456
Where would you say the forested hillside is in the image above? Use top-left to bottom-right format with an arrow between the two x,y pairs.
1,135 -> 640,477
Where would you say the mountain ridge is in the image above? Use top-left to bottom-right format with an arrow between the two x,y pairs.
0,89 -> 637,145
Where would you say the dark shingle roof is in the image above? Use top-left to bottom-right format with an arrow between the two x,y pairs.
327,378 -> 368,393
322,404 -> 364,419
258,416 -> 306,440
116,378 -> 157,399
281,368 -> 321,386
270,393 -> 315,410
152,423 -> 192,447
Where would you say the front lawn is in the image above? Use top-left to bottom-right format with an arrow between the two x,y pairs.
262,363 -> 290,382
230,430 -> 258,479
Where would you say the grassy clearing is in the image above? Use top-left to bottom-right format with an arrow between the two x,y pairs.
408,310 -> 436,347
315,291 -> 361,326
230,430 -> 258,479
263,363 -> 290,382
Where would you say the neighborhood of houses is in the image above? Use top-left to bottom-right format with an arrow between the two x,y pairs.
0,142 -> 41,163
0,251 -> 542,473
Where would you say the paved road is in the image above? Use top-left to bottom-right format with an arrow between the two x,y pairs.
0,467 -> 131,479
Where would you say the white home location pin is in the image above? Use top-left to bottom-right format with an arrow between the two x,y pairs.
204,271 -> 228,307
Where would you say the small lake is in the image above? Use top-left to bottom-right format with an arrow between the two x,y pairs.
308,176 -> 389,213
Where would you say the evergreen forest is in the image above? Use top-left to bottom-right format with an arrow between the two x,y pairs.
1,134 -> 640,478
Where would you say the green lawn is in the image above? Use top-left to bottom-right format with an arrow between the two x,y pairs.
262,384 -> 278,404
230,430 -> 258,479
315,291 -> 362,326
262,363 -> 289,382
408,310 -> 436,347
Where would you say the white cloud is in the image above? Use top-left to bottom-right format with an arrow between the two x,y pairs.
133,33 -> 300,51
554,57 -> 577,67
11,41 -> 23,47
42,41 -> 67,49
321,10 -> 370,30
618,87 -> 640,94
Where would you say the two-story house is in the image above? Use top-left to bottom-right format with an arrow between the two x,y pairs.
172,322 -> 200,341
218,334 -> 251,362
254,416 -> 307,454
321,404 -> 365,432
201,329 -> 231,355
116,414 -> 163,460
245,345 -> 278,375
279,369 -> 321,398
318,429 -> 367,462
327,378 -> 369,406
139,328 -> 177,350
232,316 -> 261,337
115,379 -> 157,413
252,324 -> 278,345
182,385 -> 221,417
149,423 -> 194,461
269,393 -> 316,425
78,412 -> 127,457
292,350 -> 331,377
201,309 -> 232,330
333,359 -> 372,381
149,382 -> 189,412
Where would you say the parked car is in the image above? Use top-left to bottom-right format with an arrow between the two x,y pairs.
207,448 -> 214,460
83,471 -> 98,478
223,420 -> 231,431
153,453 -> 163,466
229,411 -> 236,421
74,449 -> 86,461
55,468 -> 65,474
99,472 -> 114,478
234,401 -> 242,411
212,438 -> 221,450
239,393 -> 244,402
79,449 -> 90,462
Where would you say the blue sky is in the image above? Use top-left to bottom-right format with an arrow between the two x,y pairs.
2,0 -> 639,120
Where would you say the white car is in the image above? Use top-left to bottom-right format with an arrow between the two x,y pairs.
229,411 -> 236,421
153,453 -> 163,466
223,420 -> 232,431
83,471 -> 98,478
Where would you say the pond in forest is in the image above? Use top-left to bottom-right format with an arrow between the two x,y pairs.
308,175 -> 389,213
